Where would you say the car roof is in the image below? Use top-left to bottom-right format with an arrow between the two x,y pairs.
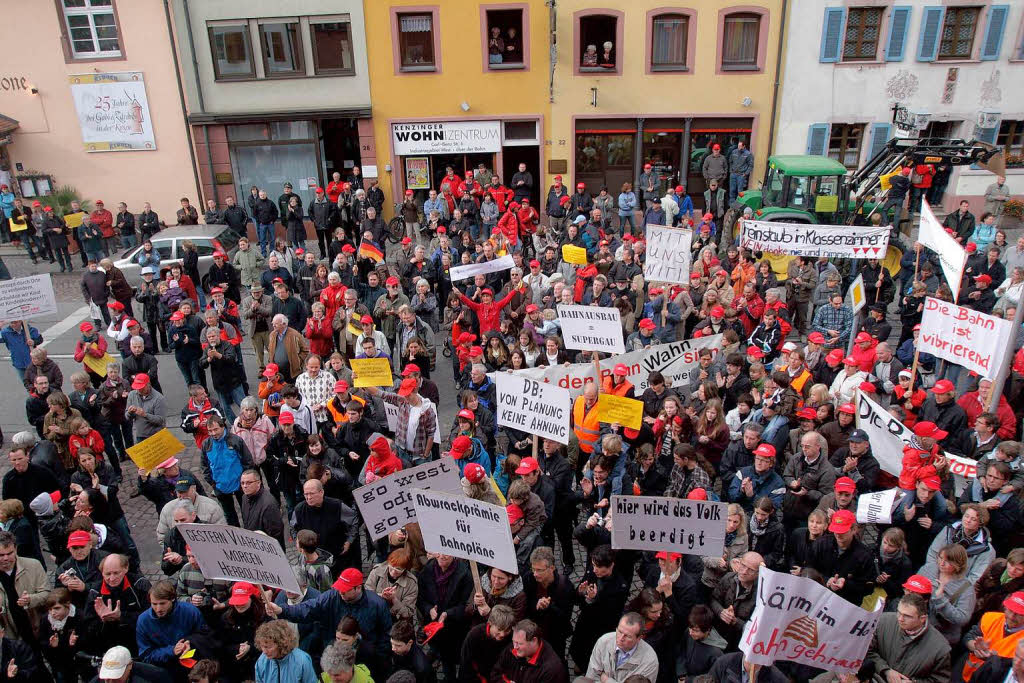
768,155 -> 848,176
143,224 -> 233,240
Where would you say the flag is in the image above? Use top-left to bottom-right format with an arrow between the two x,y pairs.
918,198 -> 967,300
358,241 -> 383,263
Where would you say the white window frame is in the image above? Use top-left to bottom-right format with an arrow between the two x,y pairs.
62,0 -> 122,59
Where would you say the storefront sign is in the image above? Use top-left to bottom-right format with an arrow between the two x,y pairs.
917,297 -> 1013,377
740,221 -> 889,259
68,72 -> 156,152
393,121 -> 502,156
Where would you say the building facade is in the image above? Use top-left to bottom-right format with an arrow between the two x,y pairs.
0,0 -> 195,215
775,0 -> 1024,213
169,0 -> 374,208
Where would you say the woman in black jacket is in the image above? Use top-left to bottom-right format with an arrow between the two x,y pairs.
217,582 -> 270,681
627,588 -> 678,683
785,508 -> 827,570
749,497 -> 787,571
417,554 -> 474,682
0,500 -> 44,567
623,444 -> 669,496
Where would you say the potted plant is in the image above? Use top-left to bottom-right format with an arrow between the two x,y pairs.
1001,198 -> 1024,231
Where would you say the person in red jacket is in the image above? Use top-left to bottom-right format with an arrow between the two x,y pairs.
910,163 -> 935,213
74,321 -> 110,387
180,384 -> 224,448
958,376 -> 1017,440
318,274 -> 347,330
459,287 -> 517,335
517,198 -> 539,237
487,177 -> 512,213
89,200 -> 115,255
850,331 -> 878,373
304,301 -> 334,358
441,167 -> 465,198
364,436 -> 403,482
497,203 -> 521,246
462,172 -> 482,202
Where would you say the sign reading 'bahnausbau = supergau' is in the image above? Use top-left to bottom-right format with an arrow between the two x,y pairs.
556,304 -> 624,354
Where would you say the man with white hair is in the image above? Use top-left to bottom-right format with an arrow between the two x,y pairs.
122,336 -> 162,393
872,341 -> 904,407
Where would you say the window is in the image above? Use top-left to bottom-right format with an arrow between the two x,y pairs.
722,13 -> 761,69
996,120 -> 1024,157
485,9 -> 525,69
938,7 -> 980,59
651,14 -> 689,70
61,0 -> 121,59
843,7 -> 883,60
503,121 -> 539,145
209,24 -> 254,80
828,124 -> 865,169
922,120 -> 961,141
398,12 -> 436,70
310,19 -> 354,75
260,21 -> 303,76
579,15 -> 618,71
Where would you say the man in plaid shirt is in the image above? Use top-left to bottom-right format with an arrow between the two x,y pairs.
811,293 -> 854,349
367,378 -> 437,466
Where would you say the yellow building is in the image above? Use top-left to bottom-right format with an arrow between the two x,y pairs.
364,1 -> 552,211
551,1 -> 784,210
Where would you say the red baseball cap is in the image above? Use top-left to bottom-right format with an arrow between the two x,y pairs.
842,355 -> 858,366
316,187 -> 325,194
342,244 -> 356,254
903,574 -> 933,595
797,407 -> 817,420
397,378 -> 418,397
469,346 -> 484,356
808,332 -> 826,344
834,477 -> 856,493
638,318 -> 656,330
360,314 -> 374,325
529,259 -> 541,268
480,288 -> 494,297
457,332 -> 477,344
577,182 -> 585,189
838,402 -> 856,415
753,444 -> 776,459
965,242 -> 978,253
674,185 -> 684,194
334,380 -> 349,393
107,301 -> 125,311
613,363 -> 629,377
457,408 -> 475,420
649,287 -> 664,296
386,276 -> 400,286
448,435 -> 473,459
209,286 -> 224,295
262,363 -> 279,377
975,274 -> 993,285
332,568 -> 364,592
712,144 -> 721,151
828,509 -> 856,533
401,237 -> 412,245
131,373 -> 150,390
464,463 -> 486,484
79,322 -> 94,333
931,379 -> 955,394
506,503 -> 525,525
67,530 -> 92,548
525,304 -> 539,314
859,381 -> 876,393
855,331 -> 872,343
278,412 -> 295,425
401,365 -> 421,377
687,489 -> 708,501
228,582 -> 259,606
1004,592 -> 1024,615
913,421 -> 947,440
746,346 -> 765,359
655,551 -> 683,561
710,305 -> 725,318
515,457 -> 539,475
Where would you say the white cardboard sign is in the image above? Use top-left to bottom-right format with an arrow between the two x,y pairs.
855,488 -> 900,524
556,304 -> 624,354
495,372 -> 570,444
917,297 -> 1014,377
354,457 -> 463,540
177,523 -> 299,593
645,224 -> 693,285
449,254 -> 515,282
412,489 -> 519,574
610,495 -> 728,556
0,274 -> 57,320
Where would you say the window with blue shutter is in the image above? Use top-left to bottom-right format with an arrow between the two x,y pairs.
980,5 -> 1009,60
807,124 -> 830,156
868,124 -> 892,161
885,7 -> 912,61
820,7 -> 846,62
917,6 -> 944,61
977,118 -> 1000,145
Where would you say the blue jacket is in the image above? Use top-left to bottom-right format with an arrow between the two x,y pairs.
200,433 -> 253,494
728,464 -> 785,512
135,250 -> 160,270
0,192 -> 14,218
136,601 -> 205,664
617,192 -> 637,216
254,648 -> 318,683
281,587 -> 392,662
0,324 -> 42,370
678,194 -> 694,219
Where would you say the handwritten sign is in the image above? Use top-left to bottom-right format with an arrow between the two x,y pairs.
0,275 -> 57,320
413,489 -> 519,574
126,429 -> 185,472
917,297 -> 1014,377
82,350 -> 116,377
495,372 -> 570,444
178,523 -> 298,593
611,495 -> 728,556
741,221 -> 890,259
351,357 -> 394,388
354,457 -> 463,540
561,244 -> 588,265
595,393 -> 643,430
556,304 -> 624,354
855,488 -> 900,525
645,225 -> 693,285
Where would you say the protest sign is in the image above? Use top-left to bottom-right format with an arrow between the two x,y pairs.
126,429 -> 185,472
740,221 -> 890,259
82,349 -> 116,377
919,199 -> 967,300
351,357 -> 394,387
8,218 -> 26,233
595,394 -> 644,430
645,225 -> 693,285
0,275 -> 57,320
561,244 -> 588,265
383,401 -> 441,441
413,489 -> 518,574
741,567 -> 883,674
354,457 -> 463,540
611,495 -> 728,556
556,304 -> 624,354
946,453 -> 979,496
177,523 -> 298,593
854,392 -> 908,477
848,274 -> 866,314
917,297 -> 1014,377
855,488 -> 900,524
495,372 -> 570,444
64,212 -> 84,230
449,254 -> 515,282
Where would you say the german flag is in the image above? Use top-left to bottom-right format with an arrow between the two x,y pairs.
358,241 -> 384,263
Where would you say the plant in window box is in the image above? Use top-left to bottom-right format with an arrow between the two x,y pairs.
1003,199 -> 1024,220
1005,154 -> 1024,170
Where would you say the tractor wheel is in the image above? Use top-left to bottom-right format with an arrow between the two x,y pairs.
719,206 -> 745,256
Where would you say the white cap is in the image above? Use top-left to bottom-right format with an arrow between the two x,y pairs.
99,646 -> 132,678
140,266 -> 154,275
781,341 -> 798,353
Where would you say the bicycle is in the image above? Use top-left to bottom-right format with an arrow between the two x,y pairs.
386,203 -> 406,244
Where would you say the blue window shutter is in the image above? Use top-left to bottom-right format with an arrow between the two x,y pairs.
917,7 -> 944,62
980,5 -> 1009,60
885,7 -> 912,61
820,7 -> 846,62
977,118 -> 1000,144
868,124 -> 892,160
807,124 -> 830,156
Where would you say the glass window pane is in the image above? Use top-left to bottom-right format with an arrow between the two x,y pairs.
723,15 -> 759,66
311,21 -> 352,73
93,13 -> 115,27
606,135 -> 634,167
652,16 -> 687,67
210,25 -> 253,78
68,15 -> 90,27
89,0 -> 112,5
227,124 -> 270,142
398,14 -> 434,67
232,143 -> 319,209
98,39 -> 119,51
96,23 -> 118,39
63,0 -> 86,7
268,121 -> 312,141
261,23 -> 302,74
576,135 -> 604,173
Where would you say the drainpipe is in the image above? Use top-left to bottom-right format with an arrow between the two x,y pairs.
766,0 -> 789,158
182,0 -> 205,112
163,0 -> 202,202
681,117 -> 692,191
634,118 -> 645,186
547,0 -> 557,103
204,125 -> 218,205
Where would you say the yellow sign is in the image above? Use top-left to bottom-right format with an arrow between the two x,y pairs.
562,244 -> 588,265
82,349 -> 115,377
8,218 -> 26,233
126,429 -> 185,472
814,195 -> 839,213
879,169 -> 901,191
351,357 -> 394,388
848,273 -> 866,314
347,311 -> 364,337
64,212 -> 84,229
595,394 -> 644,430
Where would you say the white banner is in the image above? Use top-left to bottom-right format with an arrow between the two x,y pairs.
393,121 -> 502,156
645,225 -> 693,285
69,72 -> 156,151
917,297 -> 1014,377
413,489 -> 519,574
610,495 -> 727,556
449,254 -> 515,282
354,457 -> 463,540
495,372 -> 570,444
384,401 -> 441,441
177,523 -> 299,593
556,304 -> 624,354
946,453 -> 979,496
855,391 -> 909,477
740,220 -> 890,259
740,567 -> 883,674
855,488 -> 900,524
0,274 -> 57,320
919,200 -> 967,300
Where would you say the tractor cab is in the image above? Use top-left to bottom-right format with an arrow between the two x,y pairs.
761,156 -> 847,222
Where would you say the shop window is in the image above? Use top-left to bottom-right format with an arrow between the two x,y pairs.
260,21 -> 303,77
209,24 -> 255,80
310,19 -> 354,75
61,0 -> 122,59
938,7 -> 980,59
828,123 -> 865,169
843,7 -> 884,61
651,14 -> 689,70
996,120 -> 1024,160
579,15 -> 619,71
503,121 -> 538,145
721,12 -> 761,69
398,12 -> 436,70
17,175 -> 53,198
485,8 -> 525,69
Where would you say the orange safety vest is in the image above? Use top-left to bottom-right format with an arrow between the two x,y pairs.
790,368 -> 812,397
326,393 -> 366,426
573,396 -> 601,454
963,612 -> 1024,680
601,377 -> 634,397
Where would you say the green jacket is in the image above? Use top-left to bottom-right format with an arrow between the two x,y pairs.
233,247 -> 265,288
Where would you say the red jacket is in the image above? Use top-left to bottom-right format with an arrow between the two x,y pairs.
737,293 -> 764,336
74,335 -> 108,372
913,164 -> 935,189
517,206 -> 539,235
326,180 -> 345,204
319,283 -> 347,324
459,290 -> 517,335
304,316 -> 334,357
487,185 -> 512,212
181,397 -> 220,448
496,210 -> 520,245
90,209 -> 114,238
69,430 -> 105,462
365,452 -> 403,480
850,341 -> 878,373
958,391 -> 1017,440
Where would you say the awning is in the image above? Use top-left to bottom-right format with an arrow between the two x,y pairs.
0,115 -> 20,136
187,107 -> 371,125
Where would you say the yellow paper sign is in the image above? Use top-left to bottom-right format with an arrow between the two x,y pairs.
347,312 -> 363,337
82,349 -> 116,377
351,357 -> 394,388
814,194 -> 839,213
595,394 -> 644,430
126,428 -> 185,472
8,218 -> 27,233
64,212 -> 84,229
562,244 -> 588,265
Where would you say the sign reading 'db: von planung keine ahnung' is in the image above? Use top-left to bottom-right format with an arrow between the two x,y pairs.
495,372 -> 570,444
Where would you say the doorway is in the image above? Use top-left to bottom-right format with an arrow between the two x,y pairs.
502,145 -> 540,206
321,118 -> 361,181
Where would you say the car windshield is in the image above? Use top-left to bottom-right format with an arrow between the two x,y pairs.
215,227 -> 241,253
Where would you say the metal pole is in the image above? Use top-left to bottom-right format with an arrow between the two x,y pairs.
681,117 -> 692,195
634,118 -> 645,195
988,301 -> 1024,412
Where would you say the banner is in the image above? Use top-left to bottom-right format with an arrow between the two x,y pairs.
595,394 -> 644,430
740,220 -> 890,259
82,350 -> 116,378
177,523 -> 298,593
350,357 -> 394,387
741,568 -> 882,673
354,457 -> 463,540
556,304 -> 624,354
449,254 -> 515,282
919,199 -> 967,300
645,225 -> 694,285
0,274 -> 57,320
610,495 -> 728,556
511,334 -> 723,399
494,372 -> 570,444
917,297 -> 1014,377
126,429 -> 185,472
855,488 -> 901,524
68,72 -> 156,152
413,489 -> 518,574
562,244 -> 588,265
